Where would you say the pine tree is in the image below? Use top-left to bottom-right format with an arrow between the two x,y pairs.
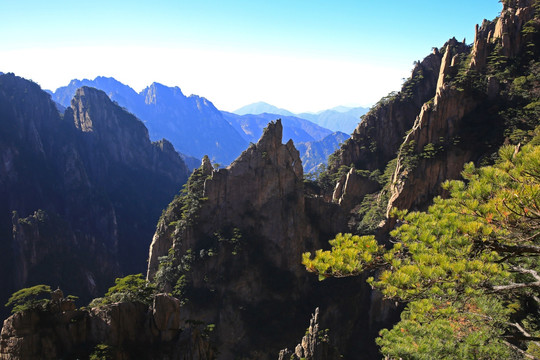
303,131 -> 540,359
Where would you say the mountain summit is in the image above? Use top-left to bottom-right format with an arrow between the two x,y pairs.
51,79 -> 248,164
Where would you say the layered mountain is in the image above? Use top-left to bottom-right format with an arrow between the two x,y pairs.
233,101 -> 294,117
297,107 -> 369,134
233,102 -> 368,134
296,131 -> 350,174
0,74 -> 189,319
146,1 -> 540,358
51,78 -> 247,164
222,111 -> 333,144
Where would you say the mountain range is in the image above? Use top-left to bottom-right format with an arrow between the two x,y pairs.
50,78 -> 247,165
233,101 -> 368,134
50,78 -> 352,171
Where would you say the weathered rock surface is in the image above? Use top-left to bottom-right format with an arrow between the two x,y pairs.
0,292 -> 212,360
278,308 -> 339,360
387,0 -> 537,214
147,120 -> 391,359
0,75 -> 189,319
493,0 -> 537,58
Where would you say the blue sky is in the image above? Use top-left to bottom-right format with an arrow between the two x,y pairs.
0,0 -> 502,112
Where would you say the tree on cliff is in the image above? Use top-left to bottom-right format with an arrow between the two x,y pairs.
5,285 -> 52,314
303,134 -> 540,359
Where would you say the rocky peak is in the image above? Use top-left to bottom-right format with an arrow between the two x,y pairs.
494,0 -> 537,57
470,20 -> 497,71
435,38 -> 469,104
200,154 -> 213,176
143,82 -> 185,106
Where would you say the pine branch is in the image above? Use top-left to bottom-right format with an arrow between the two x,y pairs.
492,281 -> 540,291
504,340 -> 540,360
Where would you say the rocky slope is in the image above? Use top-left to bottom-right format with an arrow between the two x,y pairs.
0,75 -> 189,318
51,78 -> 248,164
147,120 -> 392,359
387,0 -> 539,214
0,291 -> 213,360
329,0 -> 539,231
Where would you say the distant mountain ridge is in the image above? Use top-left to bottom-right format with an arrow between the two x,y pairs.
222,112 -> 332,144
233,101 -> 294,117
51,77 -> 353,170
51,77 -> 247,164
233,101 -> 369,134
296,131 -> 350,173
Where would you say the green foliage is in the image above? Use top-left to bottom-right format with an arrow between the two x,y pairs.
90,274 -> 155,307
89,344 -> 114,360
303,233 -> 387,280
215,227 -> 243,255
501,61 -> 540,144
304,138 -> 540,359
353,158 -> 397,234
377,297 -> 512,360
401,68 -> 425,100
5,285 -> 51,314
153,248 -> 194,305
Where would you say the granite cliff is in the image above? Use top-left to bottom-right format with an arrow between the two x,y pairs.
0,291 -> 213,360
147,120 -> 392,359
0,75 -> 189,319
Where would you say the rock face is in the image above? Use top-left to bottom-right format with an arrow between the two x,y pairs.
0,75 -> 189,319
278,308 -> 339,360
387,0 -> 538,214
147,120 -> 390,359
0,292 -> 213,360
147,120 -> 308,279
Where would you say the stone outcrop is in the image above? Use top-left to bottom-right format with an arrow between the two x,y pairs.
493,0 -> 537,58
0,292 -> 212,360
387,86 -> 481,214
434,38 -> 469,104
386,0 -> 538,214
147,120 -> 389,359
148,120 -> 307,279
278,308 -> 338,360
0,74 -> 189,319
470,20 -> 497,71
332,168 -> 379,213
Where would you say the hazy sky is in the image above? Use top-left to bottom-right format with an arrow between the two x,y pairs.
1,0 -> 502,113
